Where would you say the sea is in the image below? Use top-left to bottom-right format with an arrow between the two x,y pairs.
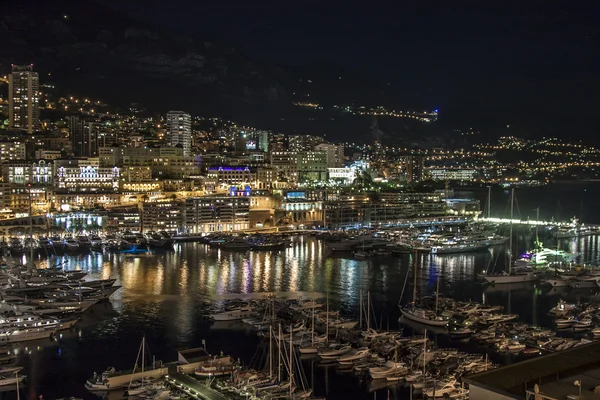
7,182 -> 600,400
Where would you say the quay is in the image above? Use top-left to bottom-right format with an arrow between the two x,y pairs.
165,347 -> 231,400
165,372 -> 229,400
478,216 -> 600,229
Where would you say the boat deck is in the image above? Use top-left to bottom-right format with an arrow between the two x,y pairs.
166,369 -> 229,400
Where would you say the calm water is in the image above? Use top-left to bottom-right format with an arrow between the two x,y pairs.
7,183 -> 600,400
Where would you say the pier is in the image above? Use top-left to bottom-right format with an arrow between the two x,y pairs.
478,217 -> 600,229
165,370 -> 229,400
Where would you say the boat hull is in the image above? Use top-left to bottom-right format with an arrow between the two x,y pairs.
399,309 -> 448,327
482,273 -> 537,284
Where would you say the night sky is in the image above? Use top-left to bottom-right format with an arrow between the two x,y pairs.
101,0 -> 600,138
8,0 -> 598,138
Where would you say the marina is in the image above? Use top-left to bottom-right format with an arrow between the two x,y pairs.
0,186 -> 600,399
0,225 -> 597,399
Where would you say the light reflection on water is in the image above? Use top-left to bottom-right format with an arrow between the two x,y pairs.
16,234 -> 600,400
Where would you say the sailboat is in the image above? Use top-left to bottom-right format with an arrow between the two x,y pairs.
298,295 -> 320,354
124,336 -> 154,396
481,188 -> 537,285
399,252 -> 449,327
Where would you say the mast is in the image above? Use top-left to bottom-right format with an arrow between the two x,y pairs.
278,324 -> 282,382
487,186 -> 491,219
422,329 -> 427,375
412,251 -> 418,303
325,293 -> 329,340
509,188 -> 514,274
142,335 -> 145,374
269,326 -> 273,378
359,290 -> 363,330
311,294 -> 315,345
289,326 -> 294,397
534,207 -> 540,244
435,273 -> 440,315
16,371 -> 20,400
28,184 -> 33,270
367,291 -> 371,330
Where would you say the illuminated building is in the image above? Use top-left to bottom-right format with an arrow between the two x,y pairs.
0,183 -> 48,214
281,191 -> 324,224
289,134 -> 324,152
429,168 -> 478,181
297,151 -> 328,183
270,152 -> 298,183
328,167 -> 357,185
0,142 -> 26,161
185,196 -> 250,233
99,147 -> 199,179
8,64 -> 40,134
103,206 -> 141,231
2,160 -> 53,185
34,149 -> 62,160
315,143 -> 344,167
207,166 -> 255,188
324,192 -> 450,229
53,192 -> 122,209
165,111 -> 192,156
55,159 -> 120,192
256,167 -> 274,190
406,154 -> 424,182
142,201 -> 183,232
121,166 -> 152,182
445,198 -> 481,216
120,181 -> 163,193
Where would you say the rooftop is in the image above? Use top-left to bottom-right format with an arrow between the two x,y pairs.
464,341 -> 600,398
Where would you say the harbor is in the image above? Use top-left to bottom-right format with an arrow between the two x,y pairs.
0,224 -> 595,399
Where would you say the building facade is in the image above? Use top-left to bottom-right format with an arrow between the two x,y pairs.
270,152 -> 298,184
315,143 -> 344,168
69,116 -> 99,157
142,201 -> 183,232
185,196 -> 250,233
297,151 -> 328,183
0,142 -> 26,162
55,164 -> 120,192
165,111 -> 192,156
8,64 -> 40,134
429,168 -> 478,181
406,154 -> 425,182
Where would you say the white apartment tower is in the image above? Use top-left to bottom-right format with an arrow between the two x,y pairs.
8,64 -> 40,134
166,111 -> 192,156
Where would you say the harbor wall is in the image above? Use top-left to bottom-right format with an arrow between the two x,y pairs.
106,367 -> 169,389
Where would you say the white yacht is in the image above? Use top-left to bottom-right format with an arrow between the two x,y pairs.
0,326 -> 55,343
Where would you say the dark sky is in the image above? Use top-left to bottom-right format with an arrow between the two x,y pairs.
104,1 -> 600,137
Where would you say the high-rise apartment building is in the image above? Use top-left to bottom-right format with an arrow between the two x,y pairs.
8,64 -> 40,134
69,116 -> 99,157
165,111 -> 192,156
406,154 -> 425,182
315,143 -> 344,168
